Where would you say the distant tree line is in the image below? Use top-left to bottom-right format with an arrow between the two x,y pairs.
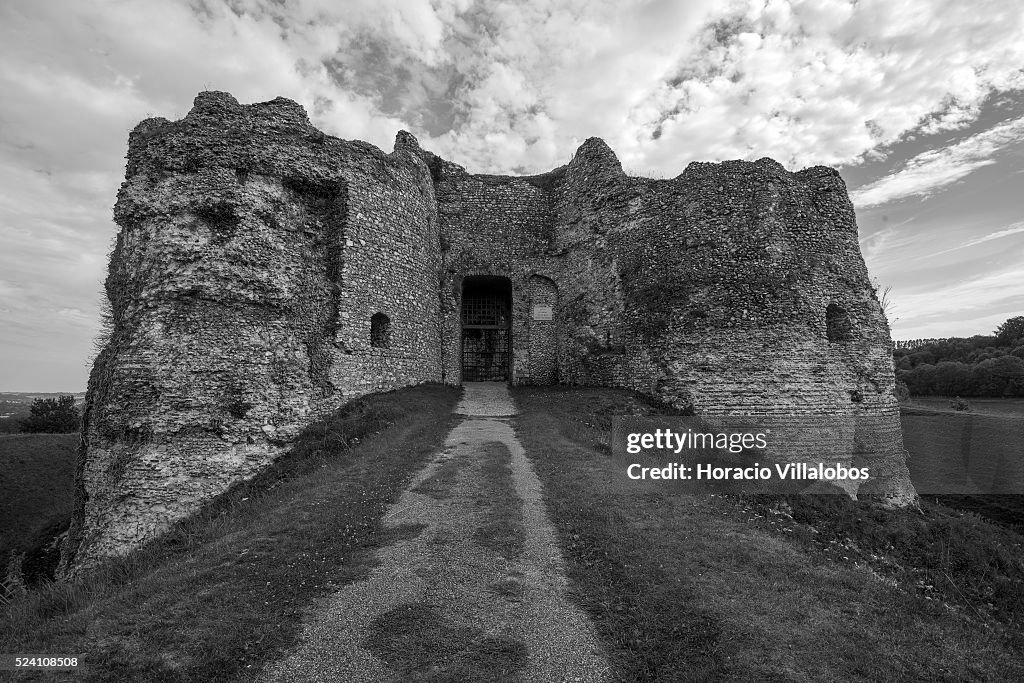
894,316 -> 1024,397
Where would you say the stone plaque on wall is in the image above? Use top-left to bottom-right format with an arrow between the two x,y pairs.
532,305 -> 553,321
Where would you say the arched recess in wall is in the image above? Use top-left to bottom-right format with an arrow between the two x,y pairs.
825,304 -> 853,342
371,312 -> 391,349
528,274 -> 559,384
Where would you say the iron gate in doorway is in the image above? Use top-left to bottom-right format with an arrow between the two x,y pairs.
461,277 -> 511,381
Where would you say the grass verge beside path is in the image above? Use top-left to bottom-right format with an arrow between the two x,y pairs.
0,384 -> 460,682
514,386 -> 1024,682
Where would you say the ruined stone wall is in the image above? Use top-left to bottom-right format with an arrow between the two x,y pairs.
551,143 -> 914,503
550,139 -> 663,391
428,160 -> 564,385
527,275 -> 559,384
328,131 -> 443,399
64,91 -> 915,575
61,93 -> 442,575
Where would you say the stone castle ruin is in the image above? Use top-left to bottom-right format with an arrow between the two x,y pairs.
60,92 -> 916,575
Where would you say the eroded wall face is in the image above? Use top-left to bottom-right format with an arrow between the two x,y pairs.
550,140 -> 663,392
62,94 -> 442,575
64,172 -> 339,571
550,142 -> 915,504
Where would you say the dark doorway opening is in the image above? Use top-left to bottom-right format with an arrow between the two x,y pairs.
461,276 -> 512,381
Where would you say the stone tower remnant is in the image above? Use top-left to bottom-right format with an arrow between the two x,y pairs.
60,92 -> 917,576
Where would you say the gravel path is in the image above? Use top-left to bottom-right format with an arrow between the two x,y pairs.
258,382 -> 609,682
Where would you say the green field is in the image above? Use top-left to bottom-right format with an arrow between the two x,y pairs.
901,396 -> 1024,531
0,433 -> 78,560
904,396 -> 1024,417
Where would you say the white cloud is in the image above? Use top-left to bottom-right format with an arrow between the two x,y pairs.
889,257 -> 1024,339
922,221 -> 1024,257
611,0 -> 1024,172
859,222 -> 924,269
2,0 -> 1024,388
965,223 -> 1024,248
850,116 -> 1024,208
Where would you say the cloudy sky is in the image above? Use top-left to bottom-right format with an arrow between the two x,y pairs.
1,0 -> 1023,391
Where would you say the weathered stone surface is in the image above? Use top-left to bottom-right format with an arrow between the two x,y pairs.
60,92 -> 916,576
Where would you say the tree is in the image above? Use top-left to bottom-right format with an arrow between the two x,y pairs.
933,361 -> 972,396
901,363 -> 937,396
995,316 -> 1024,347
19,395 -> 80,433
972,356 -> 1024,397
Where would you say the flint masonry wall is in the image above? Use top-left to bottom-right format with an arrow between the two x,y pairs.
61,93 -> 443,575
426,155 -> 564,385
597,153 -> 911,500
428,137 -> 913,503
328,131 -> 442,398
63,92 -> 915,576
551,139 -> 663,390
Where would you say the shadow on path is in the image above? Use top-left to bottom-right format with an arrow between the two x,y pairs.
259,383 -> 609,682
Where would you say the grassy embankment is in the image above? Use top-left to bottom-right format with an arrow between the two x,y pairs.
0,384 -> 460,682
0,433 -> 79,573
514,386 -> 1024,682
5,384 -> 1023,681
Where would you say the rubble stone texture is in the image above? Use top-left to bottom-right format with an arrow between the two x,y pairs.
60,92 -> 917,576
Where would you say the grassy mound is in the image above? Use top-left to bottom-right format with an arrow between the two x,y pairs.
0,384 -> 460,682
514,386 -> 1024,681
